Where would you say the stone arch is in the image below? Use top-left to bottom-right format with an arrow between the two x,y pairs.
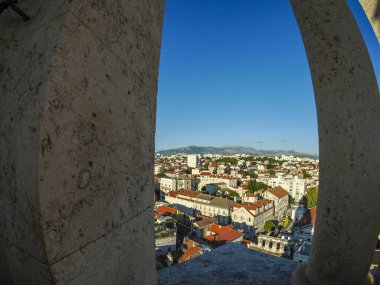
0,0 -> 379,285
291,0 -> 380,284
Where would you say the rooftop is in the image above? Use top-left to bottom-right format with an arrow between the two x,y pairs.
268,186 -> 289,198
158,243 -> 297,285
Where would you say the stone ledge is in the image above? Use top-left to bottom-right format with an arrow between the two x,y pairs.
158,243 -> 297,285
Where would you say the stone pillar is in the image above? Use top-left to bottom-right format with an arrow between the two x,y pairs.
359,0 -> 380,44
279,243 -> 285,255
291,1 -> 380,284
0,0 -> 165,284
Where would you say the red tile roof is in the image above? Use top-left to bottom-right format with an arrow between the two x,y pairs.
203,224 -> 242,245
168,190 -> 200,198
268,187 -> 289,198
178,246 -> 202,264
234,199 -> 272,212
177,190 -> 200,198
156,205 -> 177,215
209,223 -> 234,235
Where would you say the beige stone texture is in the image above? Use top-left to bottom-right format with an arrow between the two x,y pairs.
0,0 -> 165,284
291,0 -> 380,284
359,0 -> 380,44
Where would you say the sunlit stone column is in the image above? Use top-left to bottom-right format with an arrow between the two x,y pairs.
290,0 -> 380,284
359,0 -> 380,44
0,0 -> 165,284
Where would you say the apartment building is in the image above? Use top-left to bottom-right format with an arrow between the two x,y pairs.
198,172 -> 238,190
231,199 -> 275,232
160,176 -> 193,194
165,190 -> 236,225
187,154 -> 200,168
262,186 -> 289,220
261,176 -> 306,202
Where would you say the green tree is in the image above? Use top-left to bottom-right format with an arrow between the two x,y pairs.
249,172 -> 258,179
264,220 -> 276,233
248,179 -> 269,193
156,172 -> 168,178
215,157 -> 238,166
267,164 -> 276,170
306,187 -> 318,208
302,170 -> 312,179
228,190 -> 239,198
281,216 -> 290,228
212,169 -> 217,174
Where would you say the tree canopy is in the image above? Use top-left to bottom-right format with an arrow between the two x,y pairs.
228,190 -> 239,198
248,179 -> 269,193
264,220 -> 276,233
215,157 -> 238,166
156,172 -> 168,178
306,187 -> 318,208
302,170 -> 312,179
249,172 -> 258,179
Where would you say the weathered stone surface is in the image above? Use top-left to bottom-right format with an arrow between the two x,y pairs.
51,208 -> 156,285
359,0 -> 380,44
38,12 -> 156,264
0,236 -> 53,284
0,3 -> 70,265
70,0 -> 165,88
158,243 -> 297,285
0,0 -> 165,284
290,1 -> 380,284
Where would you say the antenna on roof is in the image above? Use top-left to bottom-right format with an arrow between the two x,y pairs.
0,0 -> 29,21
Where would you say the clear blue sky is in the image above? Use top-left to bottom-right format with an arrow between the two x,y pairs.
156,0 -> 380,155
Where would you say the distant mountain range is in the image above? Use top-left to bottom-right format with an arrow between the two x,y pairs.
156,145 -> 318,159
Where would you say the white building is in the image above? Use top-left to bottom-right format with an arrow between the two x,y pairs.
242,193 -> 258,203
263,176 -> 306,202
154,164 -> 162,175
187,154 -> 200,168
160,177 -> 192,194
231,199 -> 275,232
165,190 -> 235,225
262,187 -> 289,221
198,172 -> 238,190
191,168 -> 201,175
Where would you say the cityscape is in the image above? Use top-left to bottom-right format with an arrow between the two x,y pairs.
1,0 -> 380,284
154,151 -> 319,268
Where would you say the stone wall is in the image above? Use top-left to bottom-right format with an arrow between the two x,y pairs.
0,1 -> 165,284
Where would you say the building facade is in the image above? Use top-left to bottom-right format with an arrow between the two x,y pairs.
231,200 -> 275,233
262,187 -> 289,220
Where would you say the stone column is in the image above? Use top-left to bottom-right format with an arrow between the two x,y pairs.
0,0 -> 165,284
291,1 -> 380,284
359,0 -> 380,44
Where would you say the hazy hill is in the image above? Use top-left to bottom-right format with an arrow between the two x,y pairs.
156,145 -> 318,159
